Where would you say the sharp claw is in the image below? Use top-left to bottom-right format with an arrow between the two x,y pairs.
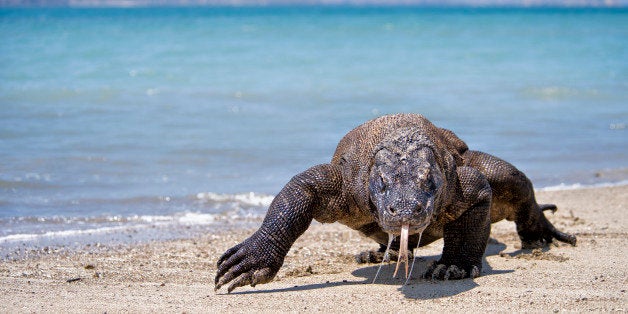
216,277 -> 228,291
227,272 -> 253,293
431,264 -> 447,280
217,243 -> 241,267
470,265 -> 480,278
551,229 -> 577,246
444,265 -> 466,280
215,251 -> 247,286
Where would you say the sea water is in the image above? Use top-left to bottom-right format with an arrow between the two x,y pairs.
1,7 -> 626,257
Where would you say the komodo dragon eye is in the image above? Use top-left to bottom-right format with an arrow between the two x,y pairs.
423,178 -> 434,191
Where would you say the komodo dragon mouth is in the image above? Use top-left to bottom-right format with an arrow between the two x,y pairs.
393,223 -> 412,279
371,222 -> 429,284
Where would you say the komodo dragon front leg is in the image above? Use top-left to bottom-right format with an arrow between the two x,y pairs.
214,164 -> 344,293
424,166 -> 492,280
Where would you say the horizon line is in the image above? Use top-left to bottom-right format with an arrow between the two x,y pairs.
1,0 -> 627,9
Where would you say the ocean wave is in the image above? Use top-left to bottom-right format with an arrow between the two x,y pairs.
176,212 -> 216,225
0,196 -> 273,244
0,224 -> 140,244
0,191 -> 274,242
0,211 -> 223,245
7,214 -> 170,225
538,180 -> 628,192
132,212 -> 217,225
195,191 -> 274,207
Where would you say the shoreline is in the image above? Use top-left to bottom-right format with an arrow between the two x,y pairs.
1,185 -> 627,312
2,179 -> 627,257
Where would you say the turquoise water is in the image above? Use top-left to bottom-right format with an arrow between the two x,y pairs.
1,7 -> 626,253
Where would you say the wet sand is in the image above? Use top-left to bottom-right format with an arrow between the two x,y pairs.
1,185 -> 626,312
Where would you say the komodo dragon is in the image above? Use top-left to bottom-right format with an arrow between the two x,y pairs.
215,113 -> 576,293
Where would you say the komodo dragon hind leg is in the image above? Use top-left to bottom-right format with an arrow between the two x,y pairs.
462,150 -> 577,250
518,203 -> 577,249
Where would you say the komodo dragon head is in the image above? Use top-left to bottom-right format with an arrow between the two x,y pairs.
368,127 -> 445,236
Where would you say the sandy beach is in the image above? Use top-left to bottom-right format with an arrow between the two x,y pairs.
1,185 -> 626,312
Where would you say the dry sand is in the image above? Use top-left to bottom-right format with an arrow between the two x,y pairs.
1,185 -> 626,312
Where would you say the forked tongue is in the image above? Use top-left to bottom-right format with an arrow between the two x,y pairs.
392,223 -> 410,279
371,233 -> 395,284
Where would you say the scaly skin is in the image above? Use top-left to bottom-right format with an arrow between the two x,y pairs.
214,114 -> 576,293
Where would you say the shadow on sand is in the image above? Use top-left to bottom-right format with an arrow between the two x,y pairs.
225,239 -> 513,299
350,239 -> 512,299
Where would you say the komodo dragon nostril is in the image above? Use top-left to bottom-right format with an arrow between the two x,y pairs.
387,206 -> 397,215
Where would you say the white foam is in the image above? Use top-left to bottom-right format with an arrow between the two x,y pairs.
177,212 -> 215,225
136,215 -> 174,223
0,225 -> 135,244
0,212 -> 219,244
0,233 -> 39,242
195,192 -> 274,207
538,180 -> 628,192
